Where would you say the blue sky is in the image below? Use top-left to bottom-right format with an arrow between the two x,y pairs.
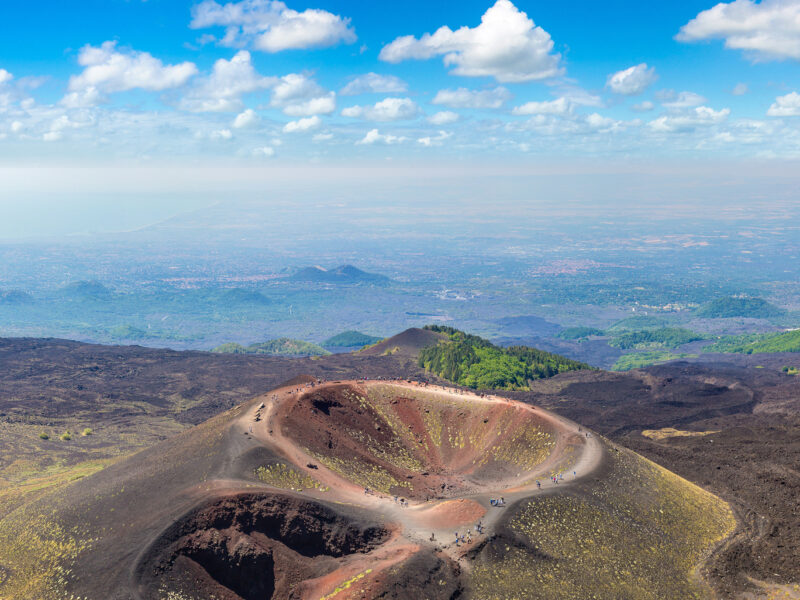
1,0 -> 800,166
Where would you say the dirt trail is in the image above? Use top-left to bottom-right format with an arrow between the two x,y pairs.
233,379 -> 606,598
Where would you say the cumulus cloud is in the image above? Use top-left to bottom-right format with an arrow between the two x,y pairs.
340,73 -> 407,95
0,69 -> 12,85
357,128 -> 406,145
283,114 -> 321,132
660,91 -> 706,109
312,131 -> 333,141
732,82 -> 749,95
677,0 -> 800,61
252,145 -> 276,156
649,106 -> 730,132
232,108 -> 259,128
341,97 -> 419,121
270,73 -> 335,116
631,100 -> 655,112
43,131 -> 62,142
379,0 -> 562,82
767,91 -> 800,116
211,128 -> 233,139
190,0 -> 356,52
428,110 -> 460,125
512,97 -> 572,116
181,50 -> 273,112
606,63 -> 657,95
68,41 -> 197,97
60,86 -> 103,109
418,130 -> 452,146
432,87 -> 511,109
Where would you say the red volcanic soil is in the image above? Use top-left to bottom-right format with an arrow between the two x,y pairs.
11,378 -> 598,600
276,382 -> 582,501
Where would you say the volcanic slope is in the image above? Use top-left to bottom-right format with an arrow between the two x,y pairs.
0,380 -> 734,600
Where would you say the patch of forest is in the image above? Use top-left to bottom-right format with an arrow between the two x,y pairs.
418,325 -> 591,390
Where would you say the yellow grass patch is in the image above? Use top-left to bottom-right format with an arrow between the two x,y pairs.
641,428 -> 720,441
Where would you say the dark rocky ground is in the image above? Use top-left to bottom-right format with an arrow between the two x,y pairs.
0,336 -> 798,596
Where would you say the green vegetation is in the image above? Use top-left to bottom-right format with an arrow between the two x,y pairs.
81,428 -> 92,437
606,315 -> 669,332
212,338 -> 331,356
323,330 -> 383,348
469,446 -> 735,599
783,366 -> 798,375
59,432 -> 71,441
418,325 -> 591,390
38,433 -> 49,440
612,351 -> 697,371
695,296 -> 784,319
557,326 -> 605,340
704,329 -> 800,354
255,463 -> 328,492
610,327 -> 704,350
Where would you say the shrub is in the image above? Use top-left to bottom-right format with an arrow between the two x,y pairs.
81,428 -> 93,436
39,432 -> 49,440
60,431 -> 72,441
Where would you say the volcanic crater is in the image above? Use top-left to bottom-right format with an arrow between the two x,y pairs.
4,379 -> 736,600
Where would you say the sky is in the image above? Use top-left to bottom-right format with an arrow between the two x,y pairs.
2,0 -> 800,170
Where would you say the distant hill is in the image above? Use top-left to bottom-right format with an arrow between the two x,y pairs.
359,327 -> 447,357
217,288 -> 272,306
419,325 -> 592,390
212,338 -> 330,356
704,329 -> 800,354
557,326 -> 605,340
609,327 -> 705,350
323,330 -> 383,348
0,290 -> 34,305
60,280 -> 112,300
696,297 -> 784,319
606,315 -> 668,332
494,315 -> 561,337
289,264 -> 390,285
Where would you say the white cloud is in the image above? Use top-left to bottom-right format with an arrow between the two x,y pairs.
632,101 -> 655,112
428,110 -> 460,125
0,69 -> 12,85
606,63 -> 657,95
252,145 -> 276,156
512,97 -> 572,116
767,91 -> 800,116
10,121 -> 23,133
660,91 -> 706,109
340,73 -> 407,95
677,0 -> 800,61
418,130 -> 452,146
68,41 -> 197,95
732,82 -> 749,95
283,114 -> 321,132
43,131 -> 62,142
432,87 -> 511,109
357,128 -> 406,145
341,97 -> 419,121
379,0 -> 562,82
211,128 -> 233,139
270,73 -> 335,116
312,131 -> 333,141
649,106 -> 730,132
181,50 -> 274,112
232,108 -> 259,128
282,93 -> 335,116
190,0 -> 356,52
60,86 -> 103,108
